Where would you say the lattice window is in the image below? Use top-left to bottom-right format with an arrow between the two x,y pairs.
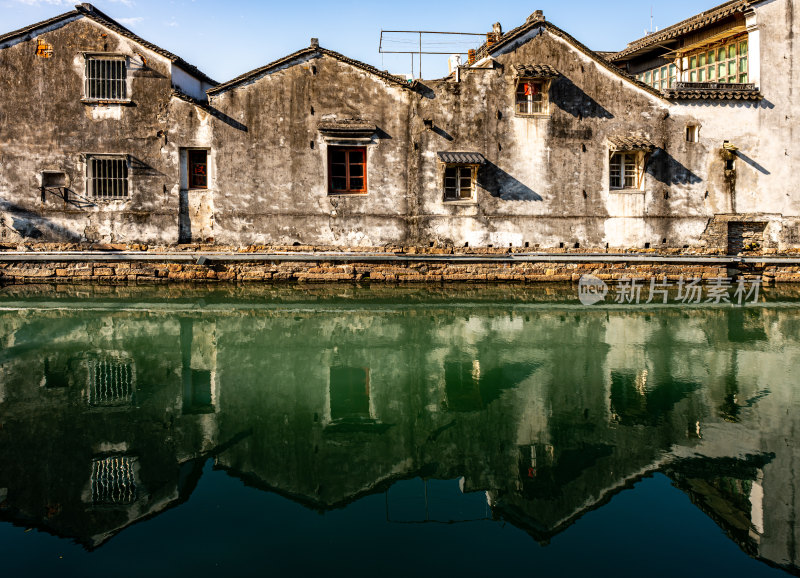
84,56 -> 127,101
91,456 -> 137,505
87,156 -> 129,199
86,357 -> 134,406
686,37 -> 749,84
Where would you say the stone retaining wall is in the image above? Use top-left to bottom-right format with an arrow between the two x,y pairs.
2,259 -> 798,284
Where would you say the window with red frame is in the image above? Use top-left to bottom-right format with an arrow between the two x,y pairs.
328,147 -> 367,194
188,150 -> 208,189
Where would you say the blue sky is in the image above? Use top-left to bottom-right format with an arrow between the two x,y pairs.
2,0 -> 728,82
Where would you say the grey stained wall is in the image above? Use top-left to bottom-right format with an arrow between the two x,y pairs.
0,2 -> 797,250
0,16 -> 209,245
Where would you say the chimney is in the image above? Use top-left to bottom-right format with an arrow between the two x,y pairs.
493,22 -> 503,37
526,10 -> 545,24
310,38 -> 320,49
467,49 -> 477,66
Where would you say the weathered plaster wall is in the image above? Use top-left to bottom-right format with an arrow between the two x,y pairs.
0,17 -> 188,244
209,52 -> 416,246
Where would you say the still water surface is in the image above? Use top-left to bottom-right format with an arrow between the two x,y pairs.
0,284 -> 799,577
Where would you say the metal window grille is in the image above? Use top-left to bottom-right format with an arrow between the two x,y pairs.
91,456 -> 137,505
85,57 -> 127,101
88,157 -> 129,199
444,166 -> 474,200
87,358 -> 134,406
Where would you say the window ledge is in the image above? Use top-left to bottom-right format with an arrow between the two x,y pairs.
515,113 -> 550,118
81,99 -> 134,106
328,192 -> 368,197
609,188 -> 645,194
443,198 -> 478,205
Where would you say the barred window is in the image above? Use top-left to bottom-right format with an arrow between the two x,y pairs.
91,456 -> 137,505
87,156 -> 129,199
84,56 -> 127,101
86,357 -> 135,407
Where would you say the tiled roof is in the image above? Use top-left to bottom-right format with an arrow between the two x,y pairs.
610,0 -> 754,62
664,88 -> 762,101
208,46 -> 418,96
475,18 -> 666,102
437,152 -> 486,165
513,64 -> 560,79
608,136 -> 656,152
0,3 -> 217,86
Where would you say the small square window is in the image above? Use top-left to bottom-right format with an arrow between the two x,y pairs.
515,79 -> 549,115
84,55 -> 127,102
686,125 -> 700,143
328,147 -> 367,194
443,165 -> 477,201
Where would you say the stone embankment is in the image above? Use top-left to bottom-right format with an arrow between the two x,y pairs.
1,243 -> 799,284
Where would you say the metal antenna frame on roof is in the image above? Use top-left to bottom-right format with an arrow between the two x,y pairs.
379,30 -> 486,80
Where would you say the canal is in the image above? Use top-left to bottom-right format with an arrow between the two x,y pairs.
0,284 -> 798,576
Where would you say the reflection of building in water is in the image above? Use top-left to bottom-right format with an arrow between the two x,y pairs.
0,313 -> 231,548
0,300 -> 799,573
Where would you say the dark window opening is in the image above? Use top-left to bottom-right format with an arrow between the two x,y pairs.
328,147 -> 367,194
183,369 -> 214,414
329,367 -> 371,422
188,150 -> 208,189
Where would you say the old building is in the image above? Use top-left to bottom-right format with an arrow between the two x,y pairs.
0,0 -> 797,251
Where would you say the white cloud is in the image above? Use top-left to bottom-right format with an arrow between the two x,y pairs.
116,16 -> 143,26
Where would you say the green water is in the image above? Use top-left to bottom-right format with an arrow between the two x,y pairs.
0,284 -> 799,577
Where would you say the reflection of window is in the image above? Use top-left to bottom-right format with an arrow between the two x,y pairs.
329,367 -> 371,422
328,147 -> 367,194
87,155 -> 129,199
84,55 -> 127,101
44,358 -> 70,389
188,150 -> 208,189
610,152 -> 644,190
443,165 -> 476,201
86,357 -> 135,407
515,79 -> 548,115
183,369 -> 214,415
91,456 -> 137,505
686,37 -> 748,83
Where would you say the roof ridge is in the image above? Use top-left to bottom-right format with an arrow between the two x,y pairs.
610,0 -> 752,61
0,3 -> 216,86
208,45 -> 418,96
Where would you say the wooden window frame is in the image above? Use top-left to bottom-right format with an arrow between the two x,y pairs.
515,79 -> 550,116
443,164 -> 477,202
328,146 -> 368,195
187,149 -> 209,190
609,152 -> 645,191
684,35 -> 749,84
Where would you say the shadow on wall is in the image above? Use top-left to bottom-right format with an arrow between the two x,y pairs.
552,77 -> 614,120
647,149 -> 702,185
0,199 -> 82,242
479,161 -> 543,201
736,151 -> 770,175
